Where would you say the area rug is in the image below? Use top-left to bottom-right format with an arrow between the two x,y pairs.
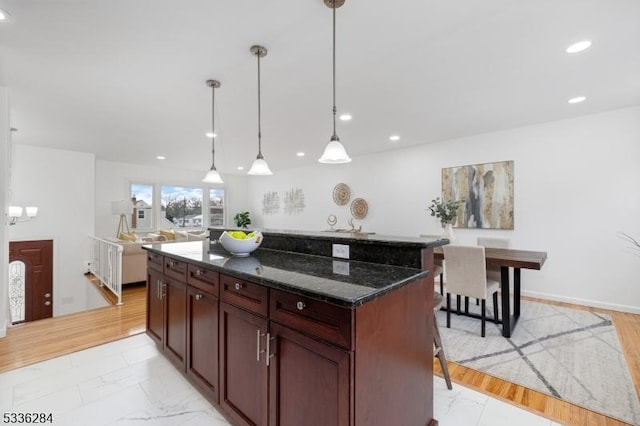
436,299 -> 640,425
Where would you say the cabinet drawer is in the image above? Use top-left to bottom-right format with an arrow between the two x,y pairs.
147,252 -> 163,272
187,264 -> 219,296
270,289 -> 353,350
220,274 -> 268,317
165,257 -> 187,282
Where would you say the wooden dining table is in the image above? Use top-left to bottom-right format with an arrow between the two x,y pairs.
434,246 -> 547,338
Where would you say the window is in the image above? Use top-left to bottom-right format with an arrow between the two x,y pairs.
131,183 -> 154,230
209,188 -> 225,227
161,186 -> 203,228
8,260 -> 26,324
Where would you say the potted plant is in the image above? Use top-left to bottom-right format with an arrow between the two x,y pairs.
233,211 -> 252,229
428,197 -> 464,241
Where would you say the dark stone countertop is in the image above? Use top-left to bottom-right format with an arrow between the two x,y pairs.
208,228 -> 449,269
143,240 -> 428,308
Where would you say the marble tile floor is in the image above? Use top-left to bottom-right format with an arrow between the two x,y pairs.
0,334 -> 562,426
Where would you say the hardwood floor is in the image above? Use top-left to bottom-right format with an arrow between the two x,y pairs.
0,277 -> 146,373
0,278 -> 637,426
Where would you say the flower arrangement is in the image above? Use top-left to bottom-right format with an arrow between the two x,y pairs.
428,197 -> 465,226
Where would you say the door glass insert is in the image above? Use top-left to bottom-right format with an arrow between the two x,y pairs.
9,260 -> 26,324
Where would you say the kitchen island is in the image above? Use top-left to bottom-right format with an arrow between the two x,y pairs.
143,231 -> 445,426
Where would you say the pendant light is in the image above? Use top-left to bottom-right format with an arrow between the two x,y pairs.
202,79 -> 224,184
319,0 -> 352,164
248,45 -> 273,175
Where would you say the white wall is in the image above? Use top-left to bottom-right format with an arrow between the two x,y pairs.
0,88 -> 9,337
9,145 -> 96,317
247,107 -> 640,313
95,160 -> 250,238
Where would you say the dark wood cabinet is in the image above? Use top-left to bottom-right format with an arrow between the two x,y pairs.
145,254 -> 187,371
164,277 -> 187,369
146,251 -> 434,426
220,302 -> 269,426
187,280 -> 220,403
146,267 -> 164,346
268,322 -> 351,426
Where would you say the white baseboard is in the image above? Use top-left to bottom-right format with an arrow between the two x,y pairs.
0,318 -> 6,338
522,290 -> 640,315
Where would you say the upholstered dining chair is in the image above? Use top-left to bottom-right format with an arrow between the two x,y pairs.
477,237 -> 510,283
442,245 -> 499,337
433,292 -> 452,389
420,234 -> 445,295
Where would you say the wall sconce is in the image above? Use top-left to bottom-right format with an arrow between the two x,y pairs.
7,205 -> 38,225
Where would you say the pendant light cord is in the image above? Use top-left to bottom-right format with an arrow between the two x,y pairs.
211,85 -> 216,169
257,51 -> 263,158
332,0 -> 337,138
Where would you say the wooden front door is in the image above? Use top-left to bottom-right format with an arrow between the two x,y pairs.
9,240 -> 53,323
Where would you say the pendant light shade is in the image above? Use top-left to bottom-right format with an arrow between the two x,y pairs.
202,79 -> 224,184
248,45 -> 273,176
248,156 -> 272,175
319,0 -> 351,164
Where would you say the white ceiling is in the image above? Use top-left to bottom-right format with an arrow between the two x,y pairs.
1,0 -> 639,175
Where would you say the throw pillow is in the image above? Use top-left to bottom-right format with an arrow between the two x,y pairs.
174,230 -> 189,241
158,229 -> 176,241
118,232 -> 137,242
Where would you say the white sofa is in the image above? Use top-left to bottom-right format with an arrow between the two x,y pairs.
109,230 -> 208,284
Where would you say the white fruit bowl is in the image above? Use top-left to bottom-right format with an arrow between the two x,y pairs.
218,231 -> 263,257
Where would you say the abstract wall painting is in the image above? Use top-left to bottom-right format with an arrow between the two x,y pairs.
442,160 -> 514,229
284,188 -> 305,214
262,191 -> 280,215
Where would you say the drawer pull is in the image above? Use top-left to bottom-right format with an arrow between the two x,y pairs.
195,294 -> 203,301
234,282 -> 244,291
296,301 -> 306,311
195,269 -> 202,276
44,301 -> 51,306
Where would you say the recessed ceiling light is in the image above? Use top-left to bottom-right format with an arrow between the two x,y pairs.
339,114 -> 352,121
389,135 -> 400,142
156,156 -> 166,160
566,40 -> 592,54
0,9 -> 11,21
237,166 -> 244,170
206,132 -> 216,138
568,96 -> 586,104
296,152 -> 305,157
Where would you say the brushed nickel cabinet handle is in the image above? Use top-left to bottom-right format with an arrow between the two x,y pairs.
44,301 -> 51,306
195,269 -> 202,276
195,294 -> 203,301
45,293 -> 51,298
256,329 -> 261,361
266,333 -> 275,367
234,282 -> 243,290
296,301 -> 306,311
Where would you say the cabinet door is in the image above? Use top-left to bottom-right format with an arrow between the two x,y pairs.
187,286 -> 219,403
146,267 -> 164,346
220,302 -> 268,426
164,277 -> 187,370
269,322 -> 351,426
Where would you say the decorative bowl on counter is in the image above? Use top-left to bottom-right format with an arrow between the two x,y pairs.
218,230 -> 263,257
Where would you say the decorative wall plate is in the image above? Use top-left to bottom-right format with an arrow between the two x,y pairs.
333,183 -> 351,206
350,198 -> 368,220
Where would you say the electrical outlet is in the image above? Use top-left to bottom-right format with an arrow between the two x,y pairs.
332,244 -> 349,259
332,260 -> 350,276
